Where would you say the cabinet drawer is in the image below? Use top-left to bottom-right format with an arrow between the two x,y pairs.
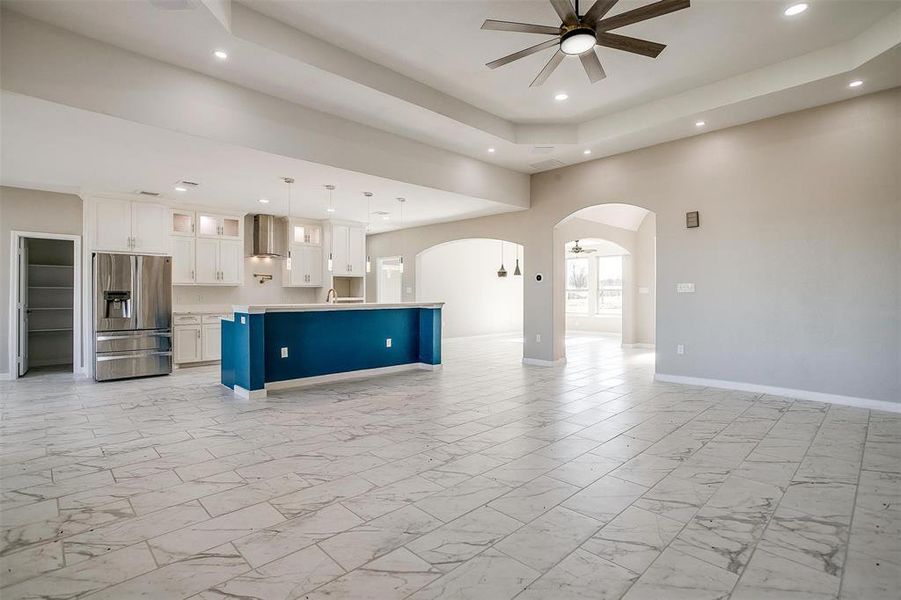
173,314 -> 201,325
202,314 -> 230,324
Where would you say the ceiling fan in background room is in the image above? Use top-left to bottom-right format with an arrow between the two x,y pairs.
569,240 -> 597,254
482,0 -> 690,86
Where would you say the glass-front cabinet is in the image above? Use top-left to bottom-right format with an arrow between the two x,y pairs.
197,213 -> 242,240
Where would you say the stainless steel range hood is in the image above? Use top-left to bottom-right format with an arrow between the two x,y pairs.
250,214 -> 286,258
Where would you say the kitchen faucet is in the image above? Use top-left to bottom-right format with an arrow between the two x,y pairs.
326,288 -> 337,304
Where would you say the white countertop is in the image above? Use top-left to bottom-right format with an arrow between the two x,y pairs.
232,302 -> 444,314
172,305 -> 233,315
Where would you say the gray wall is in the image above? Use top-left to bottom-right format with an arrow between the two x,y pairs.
0,186 -> 83,375
369,89 -> 901,403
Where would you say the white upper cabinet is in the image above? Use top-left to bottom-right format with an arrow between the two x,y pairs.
171,209 -> 195,236
171,237 -> 195,284
218,240 -> 243,285
131,203 -> 168,253
92,198 -> 168,254
197,213 -> 243,240
194,238 -> 243,286
327,222 -> 365,277
286,245 -> 322,287
194,238 -> 220,285
93,198 -> 133,252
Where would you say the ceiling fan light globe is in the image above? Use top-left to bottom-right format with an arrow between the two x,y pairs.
560,29 -> 596,55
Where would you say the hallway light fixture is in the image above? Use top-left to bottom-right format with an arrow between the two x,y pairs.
282,177 -> 294,271
497,241 -> 508,278
848,80 -> 863,88
213,49 -> 228,60
364,192 -> 373,273
554,92 -> 569,101
784,3 -> 808,17
513,244 -> 522,276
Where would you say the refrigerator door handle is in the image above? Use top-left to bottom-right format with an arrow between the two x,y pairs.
96,332 -> 172,341
96,350 -> 173,362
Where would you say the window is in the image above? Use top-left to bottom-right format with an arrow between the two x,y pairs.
597,255 -> 623,314
566,257 -> 589,314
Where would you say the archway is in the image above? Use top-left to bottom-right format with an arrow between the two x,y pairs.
554,203 -> 657,370
415,238 -> 524,361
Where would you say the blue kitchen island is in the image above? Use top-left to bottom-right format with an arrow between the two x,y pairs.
220,302 -> 443,398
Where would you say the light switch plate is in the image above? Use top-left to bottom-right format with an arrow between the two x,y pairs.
280,347 -> 288,358
677,283 -> 695,293
240,316 -> 246,324
677,344 -> 685,355
386,338 -> 392,348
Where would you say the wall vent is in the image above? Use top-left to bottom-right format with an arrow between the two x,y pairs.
529,159 -> 566,171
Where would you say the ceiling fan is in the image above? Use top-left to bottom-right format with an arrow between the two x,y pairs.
569,240 -> 597,254
482,0 -> 689,86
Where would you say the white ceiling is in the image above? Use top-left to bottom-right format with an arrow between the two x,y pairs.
250,0 -> 896,123
4,0 -> 899,174
571,203 -> 651,231
0,92 -> 519,233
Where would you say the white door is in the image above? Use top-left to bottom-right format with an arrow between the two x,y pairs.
131,203 -> 168,253
347,227 -> 365,275
174,326 -> 201,363
171,237 -> 195,284
17,238 -> 28,376
377,257 -> 403,303
93,198 -> 132,251
306,246 -> 323,287
202,323 -> 221,361
331,225 -> 349,275
195,238 -> 219,284
218,240 -> 243,285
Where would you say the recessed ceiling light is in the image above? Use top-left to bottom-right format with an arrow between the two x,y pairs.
326,207 -> 336,213
784,3 -> 808,16
583,149 -> 592,155
382,215 -> 390,221
554,93 -> 569,101
213,50 -> 228,60
174,186 -> 187,192
488,147 -> 496,153
258,198 -> 269,204
848,80 -> 863,88
695,120 -> 706,127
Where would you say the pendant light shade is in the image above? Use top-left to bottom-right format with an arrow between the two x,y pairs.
513,244 -> 522,276
283,177 -> 294,271
497,241 -> 507,278
398,197 -> 406,275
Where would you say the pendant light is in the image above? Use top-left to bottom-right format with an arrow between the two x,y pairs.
497,241 -> 507,278
513,243 -> 522,276
325,185 -> 335,272
397,197 -> 406,274
282,177 -> 295,271
364,191 -> 373,273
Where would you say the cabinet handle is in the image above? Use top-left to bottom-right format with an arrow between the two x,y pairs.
191,269 -> 194,280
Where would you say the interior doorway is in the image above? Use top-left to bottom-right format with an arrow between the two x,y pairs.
564,239 -> 629,341
377,256 -> 403,303
8,232 -> 81,378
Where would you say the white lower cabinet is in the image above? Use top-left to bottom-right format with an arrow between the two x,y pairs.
174,325 -> 201,363
201,323 -> 221,361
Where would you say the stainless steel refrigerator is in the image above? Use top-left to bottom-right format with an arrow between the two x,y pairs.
93,253 -> 172,381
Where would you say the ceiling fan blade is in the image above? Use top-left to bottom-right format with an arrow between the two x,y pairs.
596,32 -> 666,57
486,38 -> 560,69
550,0 -> 578,26
580,48 -> 607,83
530,50 -> 565,87
481,19 -> 561,35
596,0 -> 690,33
583,0 -> 619,23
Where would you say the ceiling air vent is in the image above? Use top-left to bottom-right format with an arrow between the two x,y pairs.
531,146 -> 555,155
529,159 -> 566,171
138,191 -> 161,196
179,180 -> 200,187
148,0 -> 199,10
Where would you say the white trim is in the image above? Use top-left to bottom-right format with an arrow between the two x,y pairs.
265,362 -> 439,391
522,357 -> 567,367
7,231 -> 82,380
0,372 -> 14,381
233,385 -> 268,399
622,343 -> 655,349
654,373 -> 901,414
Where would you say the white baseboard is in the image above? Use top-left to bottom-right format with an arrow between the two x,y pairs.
265,363 -> 440,391
0,371 -> 13,381
233,385 -> 268,400
654,373 -> 901,414
522,357 -> 567,367
622,343 -> 655,349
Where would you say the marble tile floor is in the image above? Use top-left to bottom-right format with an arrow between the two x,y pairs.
0,333 -> 898,599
